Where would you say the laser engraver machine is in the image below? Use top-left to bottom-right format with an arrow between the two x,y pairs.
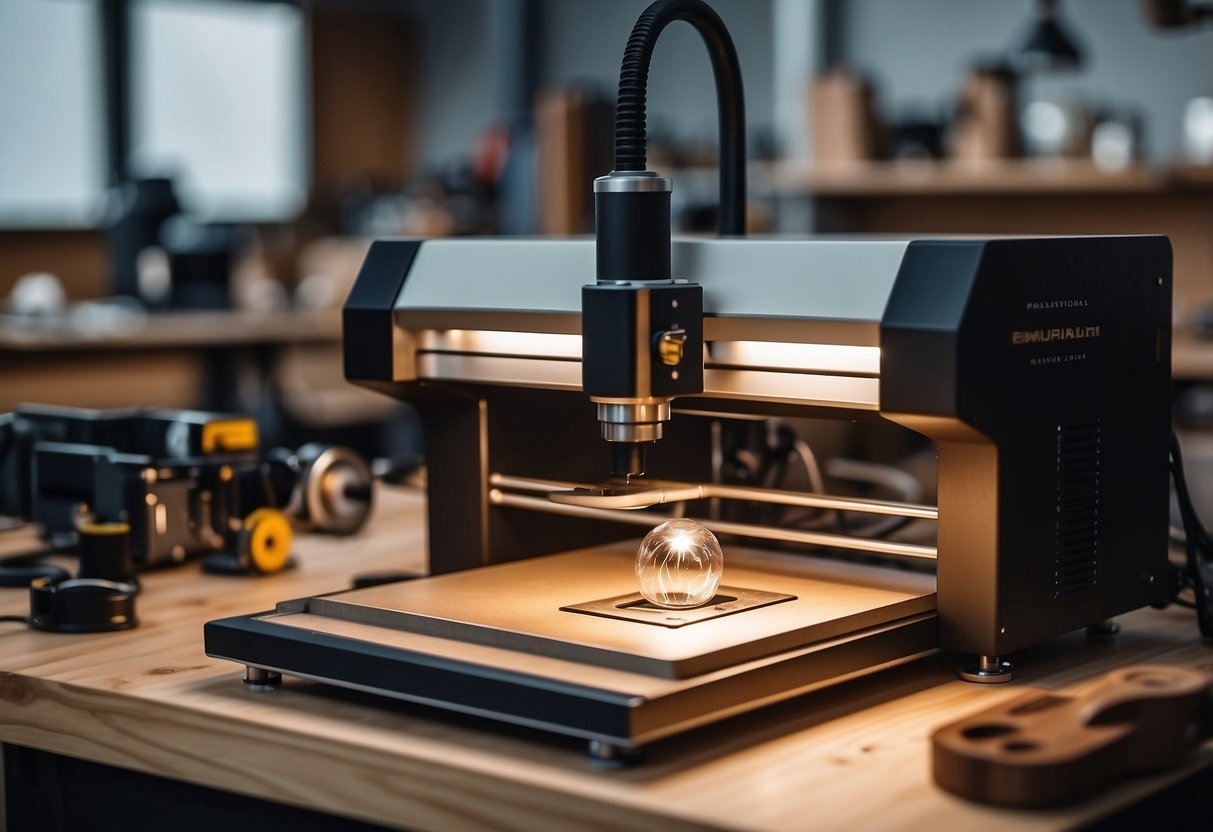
204,0 -> 1171,762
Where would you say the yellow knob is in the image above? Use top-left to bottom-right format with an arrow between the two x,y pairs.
242,508 -> 293,574
657,328 -> 687,366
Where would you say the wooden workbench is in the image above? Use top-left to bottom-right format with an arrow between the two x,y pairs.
1,487 -> 1211,831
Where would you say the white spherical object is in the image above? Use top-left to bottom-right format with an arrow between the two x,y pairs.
635,518 -> 724,609
10,272 -> 66,316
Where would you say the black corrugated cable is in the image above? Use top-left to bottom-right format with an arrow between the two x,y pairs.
613,0 -> 746,235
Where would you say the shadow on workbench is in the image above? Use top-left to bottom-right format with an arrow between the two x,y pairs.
3,743 -> 393,832
188,652 -> 957,778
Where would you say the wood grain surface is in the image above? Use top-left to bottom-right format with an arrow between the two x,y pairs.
2,486 -> 1212,831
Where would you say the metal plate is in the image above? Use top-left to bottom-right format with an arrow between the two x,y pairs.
561,586 -> 796,628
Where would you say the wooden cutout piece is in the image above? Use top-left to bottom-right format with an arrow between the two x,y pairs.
932,664 -> 1213,807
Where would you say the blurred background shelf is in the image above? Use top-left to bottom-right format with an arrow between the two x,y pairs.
0,307 -> 339,351
766,160 -> 1202,196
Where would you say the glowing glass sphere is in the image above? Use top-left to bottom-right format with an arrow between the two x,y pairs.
635,518 -> 724,609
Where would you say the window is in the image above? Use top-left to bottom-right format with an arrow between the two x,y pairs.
0,0 -> 105,227
130,0 -> 307,221
0,0 -> 307,228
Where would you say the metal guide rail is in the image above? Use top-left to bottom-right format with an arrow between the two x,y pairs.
488,473 -> 939,561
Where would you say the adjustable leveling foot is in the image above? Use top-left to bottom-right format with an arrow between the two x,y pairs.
957,655 -> 1014,684
243,666 -> 282,692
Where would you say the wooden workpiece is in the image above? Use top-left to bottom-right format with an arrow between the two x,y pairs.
1,487 -> 1211,831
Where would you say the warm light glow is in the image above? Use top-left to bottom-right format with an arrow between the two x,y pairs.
412,330 -> 883,409
418,331 -> 881,376
635,518 -> 724,609
420,329 -> 581,358
710,341 -> 881,375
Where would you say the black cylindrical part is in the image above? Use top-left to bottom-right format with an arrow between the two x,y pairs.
29,577 -> 139,633
343,483 -> 374,503
260,447 -> 301,509
595,189 -> 671,281
105,177 -> 181,300
101,0 -> 131,184
611,443 -> 648,479
77,522 -> 135,583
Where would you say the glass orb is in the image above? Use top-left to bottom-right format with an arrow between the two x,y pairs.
635,518 -> 724,609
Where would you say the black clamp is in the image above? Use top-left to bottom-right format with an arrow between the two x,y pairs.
29,575 -> 138,633
12,521 -> 140,634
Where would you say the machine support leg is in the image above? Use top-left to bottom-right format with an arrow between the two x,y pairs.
242,666 -> 282,692
957,654 -> 1014,684
586,740 -> 642,769
1086,618 -> 1121,641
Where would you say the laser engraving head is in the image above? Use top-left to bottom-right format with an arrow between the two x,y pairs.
583,0 -> 746,480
